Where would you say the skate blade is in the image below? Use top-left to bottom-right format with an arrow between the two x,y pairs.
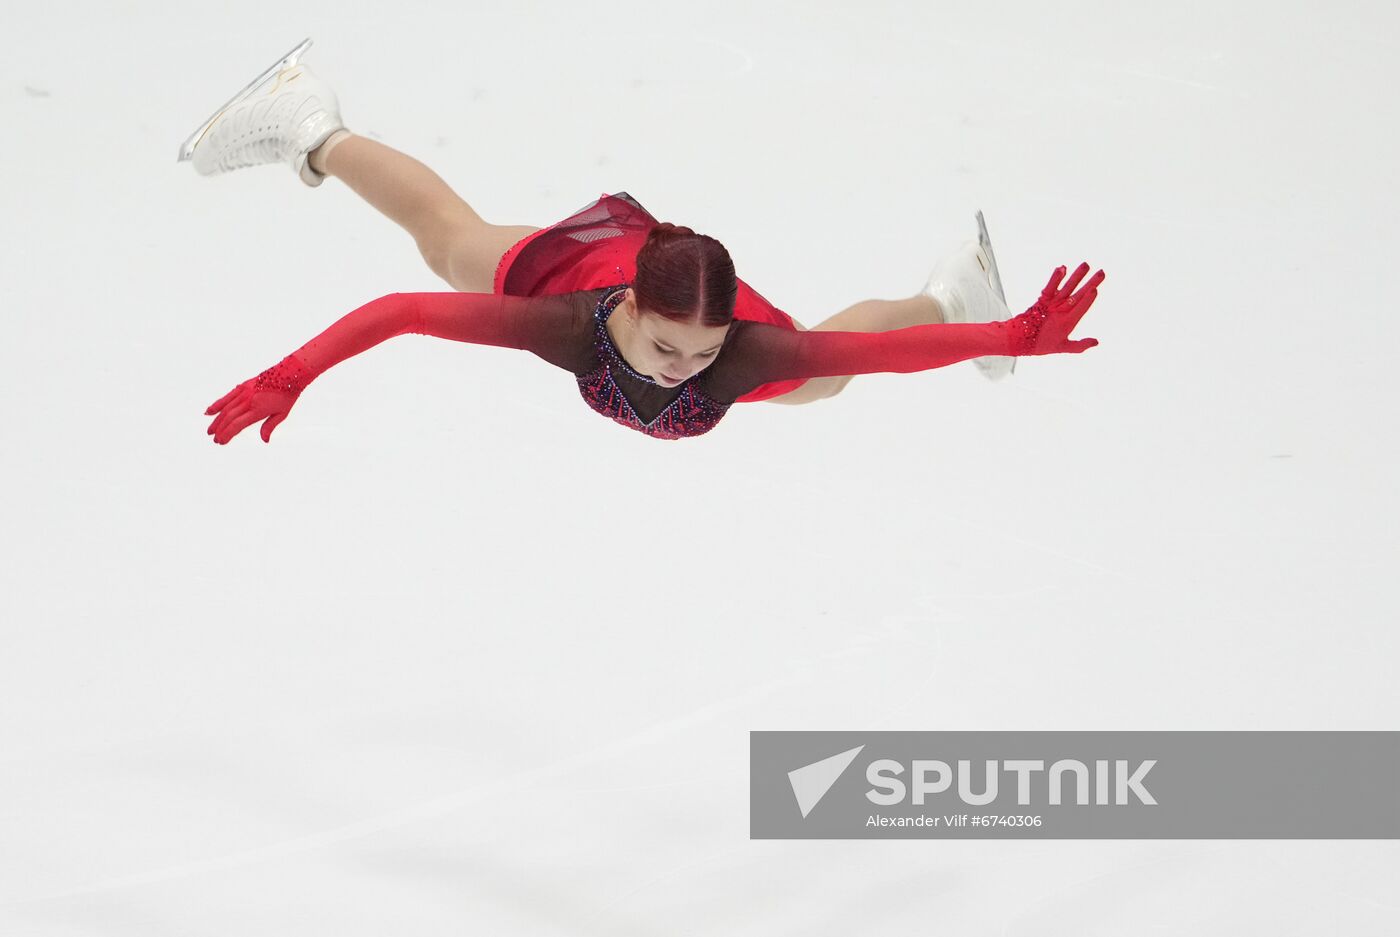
974,209 -> 1017,376
176,37 -> 313,163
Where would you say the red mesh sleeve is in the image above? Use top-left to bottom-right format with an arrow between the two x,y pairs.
288,290 -> 597,380
708,319 -> 1015,401
204,290 -> 600,445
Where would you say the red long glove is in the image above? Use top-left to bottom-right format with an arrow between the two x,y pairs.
204,354 -> 315,444
204,290 -> 583,444
1008,262 -> 1104,356
737,261 -> 1106,386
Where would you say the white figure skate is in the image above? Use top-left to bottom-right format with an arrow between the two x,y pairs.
921,211 -> 1017,380
177,37 -> 345,188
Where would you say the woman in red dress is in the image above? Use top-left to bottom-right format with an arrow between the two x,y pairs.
185,42 -> 1104,442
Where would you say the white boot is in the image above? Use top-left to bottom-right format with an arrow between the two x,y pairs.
184,46 -> 344,188
921,240 -> 1016,380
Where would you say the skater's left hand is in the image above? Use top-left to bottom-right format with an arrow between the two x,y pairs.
204,354 -> 315,444
1006,263 -> 1105,356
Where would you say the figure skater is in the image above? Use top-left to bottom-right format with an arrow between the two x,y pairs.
182,39 -> 1106,443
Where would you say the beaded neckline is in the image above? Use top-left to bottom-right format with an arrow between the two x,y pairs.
583,284 -> 732,435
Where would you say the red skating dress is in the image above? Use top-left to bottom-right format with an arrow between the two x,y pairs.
493,192 -> 809,406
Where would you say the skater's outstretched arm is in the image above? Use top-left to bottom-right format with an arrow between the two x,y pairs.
717,264 -> 1104,398
204,290 -> 595,444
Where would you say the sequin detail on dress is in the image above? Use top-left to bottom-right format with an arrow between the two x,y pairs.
575,285 -> 732,440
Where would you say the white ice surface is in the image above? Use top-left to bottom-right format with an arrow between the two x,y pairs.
2,1 -> 1398,933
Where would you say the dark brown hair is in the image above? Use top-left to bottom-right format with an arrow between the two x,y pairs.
632,222 -> 737,328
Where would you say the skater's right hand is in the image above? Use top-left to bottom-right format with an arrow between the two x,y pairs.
1005,263 -> 1105,356
205,354 -> 315,445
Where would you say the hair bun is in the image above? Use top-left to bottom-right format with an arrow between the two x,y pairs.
648,221 -> 696,242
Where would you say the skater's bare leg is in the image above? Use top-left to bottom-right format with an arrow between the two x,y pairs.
763,294 -> 947,405
307,132 -> 539,293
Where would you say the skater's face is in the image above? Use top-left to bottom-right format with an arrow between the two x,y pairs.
618,289 -> 731,387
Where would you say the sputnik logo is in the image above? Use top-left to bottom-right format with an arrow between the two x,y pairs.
788,745 -> 865,819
